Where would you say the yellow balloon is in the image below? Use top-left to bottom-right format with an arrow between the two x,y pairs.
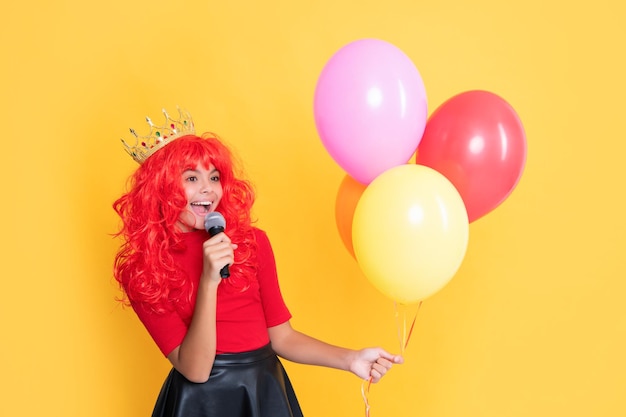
352,164 -> 469,304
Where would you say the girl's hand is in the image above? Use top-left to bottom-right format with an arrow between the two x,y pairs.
349,347 -> 404,383
201,233 -> 237,282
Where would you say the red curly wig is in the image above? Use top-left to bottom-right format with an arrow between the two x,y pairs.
113,133 -> 257,313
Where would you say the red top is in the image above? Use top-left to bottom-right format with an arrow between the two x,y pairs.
130,228 -> 292,356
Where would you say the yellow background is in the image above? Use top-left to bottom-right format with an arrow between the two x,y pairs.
1,0 -> 624,416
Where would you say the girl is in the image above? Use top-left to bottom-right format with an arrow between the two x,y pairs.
113,108 -> 402,417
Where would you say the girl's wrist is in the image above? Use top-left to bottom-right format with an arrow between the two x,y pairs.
198,276 -> 221,291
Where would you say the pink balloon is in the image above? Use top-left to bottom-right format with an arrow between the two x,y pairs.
314,39 -> 428,184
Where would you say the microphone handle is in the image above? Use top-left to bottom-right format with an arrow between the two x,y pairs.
219,264 -> 230,279
207,225 -> 231,279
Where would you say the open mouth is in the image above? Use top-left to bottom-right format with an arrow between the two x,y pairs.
190,201 -> 212,215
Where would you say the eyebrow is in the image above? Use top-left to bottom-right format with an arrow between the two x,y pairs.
183,167 -> 220,175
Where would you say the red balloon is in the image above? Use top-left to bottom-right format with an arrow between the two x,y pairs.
415,90 -> 527,222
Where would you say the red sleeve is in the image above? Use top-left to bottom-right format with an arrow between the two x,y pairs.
130,300 -> 188,357
255,229 -> 292,327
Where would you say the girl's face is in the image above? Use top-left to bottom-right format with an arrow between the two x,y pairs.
177,163 -> 223,232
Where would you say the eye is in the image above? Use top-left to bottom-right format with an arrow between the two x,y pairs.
185,175 -> 198,182
211,174 -> 220,182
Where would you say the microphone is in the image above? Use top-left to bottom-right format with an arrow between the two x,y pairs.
204,212 -> 230,278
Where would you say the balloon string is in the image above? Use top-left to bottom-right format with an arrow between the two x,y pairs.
361,376 -> 372,417
395,301 -> 422,355
361,301 -> 422,417
404,301 -> 422,350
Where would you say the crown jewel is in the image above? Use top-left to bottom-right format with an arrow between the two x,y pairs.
121,107 -> 195,164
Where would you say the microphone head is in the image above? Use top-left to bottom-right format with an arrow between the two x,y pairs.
204,212 -> 226,232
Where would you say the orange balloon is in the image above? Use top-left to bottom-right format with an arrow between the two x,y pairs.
334,175 -> 366,258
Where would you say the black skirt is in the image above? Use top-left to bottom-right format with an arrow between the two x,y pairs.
151,344 -> 304,417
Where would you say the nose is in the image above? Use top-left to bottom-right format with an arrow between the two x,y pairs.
201,185 -> 213,195
200,179 -> 213,194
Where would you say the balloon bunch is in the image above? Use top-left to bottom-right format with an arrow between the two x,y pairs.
315,38 -> 527,307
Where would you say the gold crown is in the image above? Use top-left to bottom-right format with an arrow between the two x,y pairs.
121,107 -> 195,164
